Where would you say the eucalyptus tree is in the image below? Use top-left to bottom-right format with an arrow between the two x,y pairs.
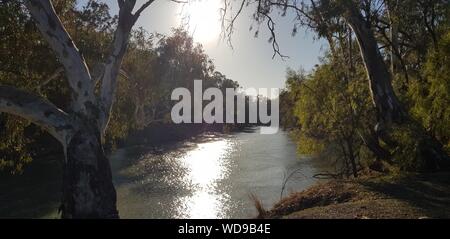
0,0 -> 160,218
223,0 -> 402,131
222,0 -> 449,169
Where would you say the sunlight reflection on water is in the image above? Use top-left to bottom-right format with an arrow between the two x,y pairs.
113,129 -> 326,219
177,139 -> 233,219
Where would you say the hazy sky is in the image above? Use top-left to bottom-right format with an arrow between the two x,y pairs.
79,0 -> 326,90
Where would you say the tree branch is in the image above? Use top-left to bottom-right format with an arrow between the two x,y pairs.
99,0 -> 139,132
0,85 -> 75,144
36,67 -> 64,93
24,0 -> 96,115
99,0 -> 184,133
134,0 -> 156,18
256,3 -> 288,59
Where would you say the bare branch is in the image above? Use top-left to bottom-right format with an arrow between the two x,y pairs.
255,2 -> 288,59
222,0 -> 290,59
36,67 -> 64,93
134,0 -> 156,18
0,85 -> 75,144
222,0 -> 247,48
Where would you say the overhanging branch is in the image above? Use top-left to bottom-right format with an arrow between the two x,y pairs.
0,85 -> 76,144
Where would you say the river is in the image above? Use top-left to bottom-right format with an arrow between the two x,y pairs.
111,127 -> 326,219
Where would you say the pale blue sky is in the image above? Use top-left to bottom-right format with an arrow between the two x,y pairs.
78,0 -> 326,90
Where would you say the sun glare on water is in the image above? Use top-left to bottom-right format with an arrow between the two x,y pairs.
178,139 -> 233,218
178,0 -> 222,45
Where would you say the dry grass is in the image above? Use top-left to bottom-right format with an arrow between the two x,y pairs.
249,193 -> 266,219
256,172 -> 450,219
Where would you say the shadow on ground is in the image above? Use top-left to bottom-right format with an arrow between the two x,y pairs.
361,173 -> 450,218
0,159 -> 62,218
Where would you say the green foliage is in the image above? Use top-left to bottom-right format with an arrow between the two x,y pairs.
277,0 -> 450,174
104,27 -> 237,148
408,30 -> 450,152
389,30 -> 450,171
279,69 -> 304,129
282,51 -> 376,176
0,0 -> 72,174
390,124 -> 427,171
0,115 -> 32,174
0,0 -> 119,173
0,1 -> 236,172
1,0 -> 449,175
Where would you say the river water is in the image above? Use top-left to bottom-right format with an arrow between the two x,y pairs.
111,127 -> 326,219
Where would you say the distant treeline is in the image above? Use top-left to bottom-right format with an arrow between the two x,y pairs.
0,0 -> 255,174
0,0 -> 281,174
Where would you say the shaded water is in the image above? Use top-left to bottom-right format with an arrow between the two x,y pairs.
112,127 -> 326,219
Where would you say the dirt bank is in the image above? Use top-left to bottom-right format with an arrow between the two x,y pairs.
259,172 -> 450,219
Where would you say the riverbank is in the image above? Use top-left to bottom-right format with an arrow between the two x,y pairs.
257,172 -> 450,219
121,123 -> 257,148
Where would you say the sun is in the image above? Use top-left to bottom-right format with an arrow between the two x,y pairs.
178,0 -> 222,45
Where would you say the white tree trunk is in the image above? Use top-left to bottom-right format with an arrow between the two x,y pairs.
25,0 -> 96,116
343,1 -> 405,125
0,0 -> 157,218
